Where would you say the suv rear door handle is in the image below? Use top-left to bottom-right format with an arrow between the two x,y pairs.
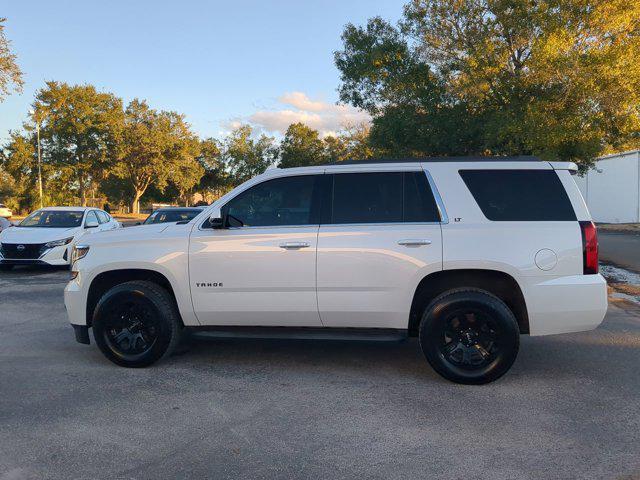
279,242 -> 311,250
397,239 -> 432,247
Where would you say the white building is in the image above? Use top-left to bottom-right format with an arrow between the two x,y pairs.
574,150 -> 640,224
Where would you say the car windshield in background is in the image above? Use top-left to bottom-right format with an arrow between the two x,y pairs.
143,209 -> 202,225
19,210 -> 84,228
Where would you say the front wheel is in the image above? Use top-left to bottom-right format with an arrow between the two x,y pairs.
419,288 -> 520,385
92,280 -> 182,367
0,265 -> 14,272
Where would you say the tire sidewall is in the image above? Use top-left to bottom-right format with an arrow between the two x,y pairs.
419,290 -> 520,384
93,284 -> 176,367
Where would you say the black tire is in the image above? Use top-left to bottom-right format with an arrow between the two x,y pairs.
92,280 -> 182,367
419,288 -> 520,385
0,265 -> 14,272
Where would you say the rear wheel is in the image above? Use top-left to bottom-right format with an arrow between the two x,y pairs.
419,288 -> 520,384
92,280 -> 182,367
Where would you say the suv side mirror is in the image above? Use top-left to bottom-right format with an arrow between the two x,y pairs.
208,207 -> 225,229
85,218 -> 99,229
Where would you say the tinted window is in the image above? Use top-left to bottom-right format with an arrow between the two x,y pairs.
460,170 -> 576,221
223,175 -> 316,227
96,211 -> 110,224
19,210 -> 84,228
329,172 -> 440,224
144,209 -> 202,225
404,172 -> 441,222
85,211 -> 99,226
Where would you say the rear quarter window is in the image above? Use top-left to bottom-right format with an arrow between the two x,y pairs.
459,169 -> 576,221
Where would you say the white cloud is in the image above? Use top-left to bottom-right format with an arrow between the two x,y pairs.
244,91 -> 370,136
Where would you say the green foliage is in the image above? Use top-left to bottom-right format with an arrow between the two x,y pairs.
196,137 -> 228,199
335,0 -> 640,167
220,125 -> 278,183
279,123 -> 326,168
33,81 -> 123,205
111,99 -> 202,213
1,131 -> 39,210
0,18 -> 23,102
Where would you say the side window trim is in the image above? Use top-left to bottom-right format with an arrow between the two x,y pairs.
424,169 -> 449,224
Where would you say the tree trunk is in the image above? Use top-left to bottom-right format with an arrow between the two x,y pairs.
131,191 -> 143,214
77,170 -> 88,207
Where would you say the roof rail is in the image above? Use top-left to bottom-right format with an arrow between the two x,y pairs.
323,155 -> 542,165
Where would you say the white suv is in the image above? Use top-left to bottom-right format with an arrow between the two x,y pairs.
65,158 -> 607,384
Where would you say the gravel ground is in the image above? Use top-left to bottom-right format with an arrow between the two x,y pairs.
1,267 -> 639,480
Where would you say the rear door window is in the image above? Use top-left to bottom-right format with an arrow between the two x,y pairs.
460,169 -> 576,221
327,171 -> 441,224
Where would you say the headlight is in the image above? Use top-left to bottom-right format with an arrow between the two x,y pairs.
71,244 -> 90,263
45,237 -> 74,248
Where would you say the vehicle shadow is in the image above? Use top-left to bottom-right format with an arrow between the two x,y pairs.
176,334 -> 440,383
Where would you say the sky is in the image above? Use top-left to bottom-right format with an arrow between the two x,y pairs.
1,0 -> 405,142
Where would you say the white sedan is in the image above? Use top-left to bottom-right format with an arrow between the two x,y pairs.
0,217 -> 14,233
0,204 -> 12,218
0,207 -> 121,270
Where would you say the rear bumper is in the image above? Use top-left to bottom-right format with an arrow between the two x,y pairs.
525,274 -> 608,336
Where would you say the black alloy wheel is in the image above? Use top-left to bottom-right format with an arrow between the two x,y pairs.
92,280 -> 182,367
419,289 -> 520,384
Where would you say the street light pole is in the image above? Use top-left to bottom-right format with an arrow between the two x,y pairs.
29,109 -> 44,209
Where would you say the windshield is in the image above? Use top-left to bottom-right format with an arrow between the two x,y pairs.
143,209 -> 202,225
19,210 -> 84,228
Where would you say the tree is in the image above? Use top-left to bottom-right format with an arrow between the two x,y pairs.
195,137 -> 229,201
221,125 -> 278,184
335,0 -> 640,168
111,99 -> 202,213
1,131 -> 39,211
322,135 -> 347,163
0,18 -> 23,102
279,123 -> 326,168
32,82 -> 123,205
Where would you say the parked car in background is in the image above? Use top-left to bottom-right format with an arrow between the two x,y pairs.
140,207 -> 205,225
0,207 -> 121,270
0,217 -> 14,233
0,204 -> 12,218
65,157 -> 607,384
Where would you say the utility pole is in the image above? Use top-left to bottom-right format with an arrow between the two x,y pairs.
29,109 -> 44,209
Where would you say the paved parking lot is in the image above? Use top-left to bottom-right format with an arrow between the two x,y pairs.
1,267 -> 639,480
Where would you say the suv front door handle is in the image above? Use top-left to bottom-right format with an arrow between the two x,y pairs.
279,242 -> 311,250
397,239 -> 432,247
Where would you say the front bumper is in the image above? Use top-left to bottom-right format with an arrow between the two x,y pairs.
72,324 -> 90,344
0,244 -> 72,266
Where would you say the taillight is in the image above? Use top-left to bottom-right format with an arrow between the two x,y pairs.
579,221 -> 598,274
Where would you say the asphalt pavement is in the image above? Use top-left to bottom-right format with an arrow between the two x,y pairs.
599,231 -> 640,273
1,267 -> 639,480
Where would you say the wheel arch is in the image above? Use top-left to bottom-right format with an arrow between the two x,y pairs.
408,269 -> 529,336
86,268 -> 182,327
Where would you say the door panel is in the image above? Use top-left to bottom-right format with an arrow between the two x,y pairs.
316,170 -> 444,329
317,224 -> 442,328
188,173 -> 322,327
189,226 -> 321,326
